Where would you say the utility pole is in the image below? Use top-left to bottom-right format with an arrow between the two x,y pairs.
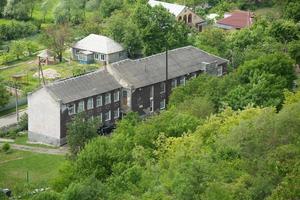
12,75 -> 21,123
165,45 -> 169,103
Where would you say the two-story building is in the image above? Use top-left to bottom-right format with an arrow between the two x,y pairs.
148,0 -> 206,31
28,46 -> 228,146
72,34 -> 127,64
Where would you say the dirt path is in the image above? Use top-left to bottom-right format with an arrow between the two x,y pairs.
0,143 -> 68,155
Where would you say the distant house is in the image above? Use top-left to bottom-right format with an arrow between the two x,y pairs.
148,0 -> 206,32
215,10 -> 254,30
28,46 -> 228,146
72,34 -> 127,64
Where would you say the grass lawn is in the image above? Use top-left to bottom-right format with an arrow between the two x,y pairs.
0,149 -> 64,195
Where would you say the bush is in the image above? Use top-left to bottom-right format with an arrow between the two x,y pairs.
31,191 -> 60,200
2,143 -> 10,152
19,113 -> 28,131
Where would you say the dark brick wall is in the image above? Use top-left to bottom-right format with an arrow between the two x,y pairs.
131,69 -> 204,116
60,88 -> 121,138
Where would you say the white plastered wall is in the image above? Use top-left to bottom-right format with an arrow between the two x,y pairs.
28,87 -> 61,144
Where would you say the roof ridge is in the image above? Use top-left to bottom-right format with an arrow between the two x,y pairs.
48,68 -> 106,86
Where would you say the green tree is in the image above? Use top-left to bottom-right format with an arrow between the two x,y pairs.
10,40 -> 25,60
67,113 -> 100,156
42,24 -> 70,62
0,78 -> 9,108
284,1 -> 300,22
269,20 -> 299,44
99,0 -> 123,18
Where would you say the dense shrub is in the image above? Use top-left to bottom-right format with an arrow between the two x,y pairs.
0,21 -> 38,41
2,143 -> 10,152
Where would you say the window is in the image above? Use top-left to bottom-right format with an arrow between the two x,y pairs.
94,53 -> 99,60
75,49 -> 80,54
78,54 -> 87,61
150,86 -> 154,99
160,99 -> 166,110
160,82 -> 165,93
114,108 -> 120,119
100,54 -> 105,61
87,98 -> 94,110
179,76 -> 186,86
150,99 -> 154,113
105,93 -> 111,105
171,79 -> 177,88
104,111 -> 111,121
217,66 -> 223,76
96,95 -> 102,107
188,14 -> 192,23
78,100 -> 85,112
114,91 -> 120,102
68,104 -> 76,115
119,52 -> 123,58
99,113 -> 102,122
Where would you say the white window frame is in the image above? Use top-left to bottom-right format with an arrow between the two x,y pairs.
87,97 -> 94,110
99,113 -> 102,123
179,76 -> 186,86
68,103 -> 76,115
150,86 -> 154,99
78,100 -> 85,113
94,53 -> 99,60
100,54 -> 105,61
217,66 -> 223,76
160,99 -> 166,110
114,108 -> 120,119
96,95 -> 102,107
114,91 -> 120,102
150,99 -> 154,113
105,93 -> 111,105
171,79 -> 177,88
160,82 -> 165,94
104,111 -> 111,122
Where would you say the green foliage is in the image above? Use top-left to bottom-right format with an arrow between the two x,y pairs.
31,191 -> 60,200
18,113 -> 28,131
67,113 -> 100,156
2,143 -> 10,152
0,20 -> 38,41
3,0 -> 35,20
0,78 -> 9,108
99,0 -> 123,18
62,177 -> 104,200
269,20 -> 299,43
195,27 -> 227,56
284,1 -> 300,22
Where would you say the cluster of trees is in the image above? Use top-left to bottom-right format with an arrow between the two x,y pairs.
0,20 -> 38,41
30,88 -> 300,200
1,0 -> 36,20
0,40 -> 38,64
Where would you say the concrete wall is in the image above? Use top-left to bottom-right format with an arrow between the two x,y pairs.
28,87 -> 62,146
107,51 -> 127,64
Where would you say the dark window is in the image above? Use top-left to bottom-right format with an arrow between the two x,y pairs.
188,14 -> 192,23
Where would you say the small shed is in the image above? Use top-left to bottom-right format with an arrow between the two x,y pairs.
37,49 -> 56,65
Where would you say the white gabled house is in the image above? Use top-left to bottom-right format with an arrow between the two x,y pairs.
72,34 -> 127,64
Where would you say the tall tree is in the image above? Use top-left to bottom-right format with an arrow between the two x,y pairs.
42,24 -> 71,62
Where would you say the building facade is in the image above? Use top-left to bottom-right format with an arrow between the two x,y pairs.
28,46 -> 228,146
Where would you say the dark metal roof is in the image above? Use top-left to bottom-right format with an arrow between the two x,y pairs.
109,46 -> 228,88
46,69 -> 122,104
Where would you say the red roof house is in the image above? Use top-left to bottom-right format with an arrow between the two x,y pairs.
216,10 -> 254,30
